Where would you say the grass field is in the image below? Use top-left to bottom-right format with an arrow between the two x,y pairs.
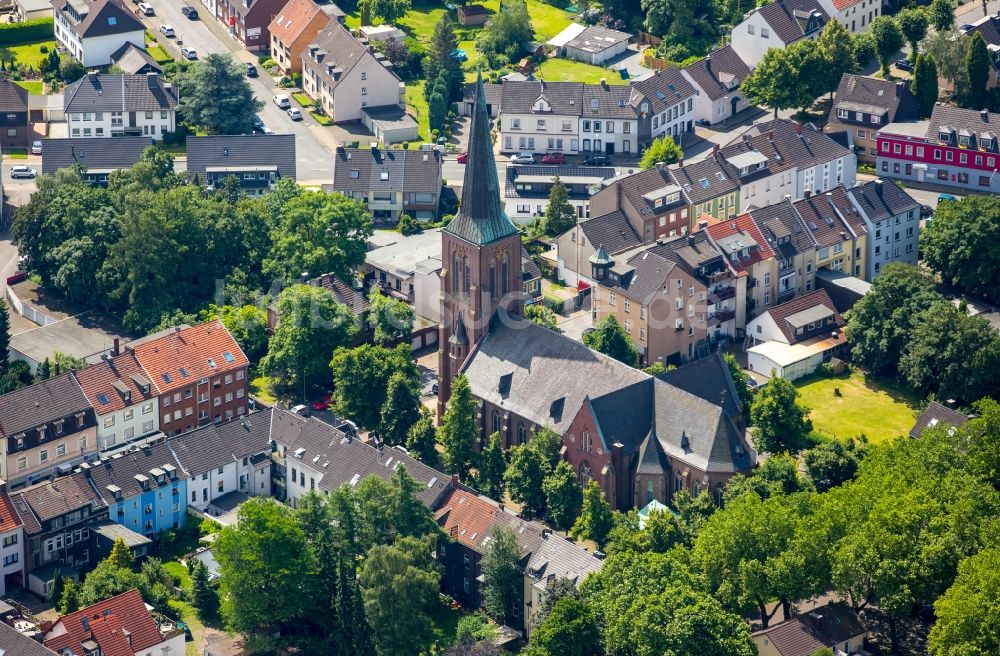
0,40 -> 56,69
535,58 -> 629,84
795,370 -> 919,443
405,80 -> 430,140
292,92 -> 312,107
14,80 -> 42,94
147,43 -> 173,63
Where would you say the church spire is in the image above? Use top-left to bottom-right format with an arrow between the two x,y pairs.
444,69 -> 519,245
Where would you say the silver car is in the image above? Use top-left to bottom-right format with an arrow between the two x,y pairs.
10,165 -> 36,179
510,152 -> 535,164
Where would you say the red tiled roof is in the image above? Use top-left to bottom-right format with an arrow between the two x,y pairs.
73,352 -> 160,415
130,320 -> 248,393
763,289 -> 844,344
703,213 -> 776,275
0,491 -> 22,534
434,487 -> 503,551
269,0 -> 327,46
45,589 -> 164,656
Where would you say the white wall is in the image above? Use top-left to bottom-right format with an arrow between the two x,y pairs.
135,632 -> 186,656
53,25 -> 146,67
797,155 -> 855,196
186,456 -> 271,510
747,312 -> 785,344
501,113 -> 581,154
730,13 -> 785,69
505,196 -> 589,226
67,108 -> 176,140
738,169 -> 794,212
97,400 -> 159,452
649,96 -> 694,143
579,117 -> 636,154
412,268 -> 441,323
330,59 -> 400,123
0,527 -> 23,597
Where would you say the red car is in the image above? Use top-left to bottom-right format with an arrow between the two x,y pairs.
456,152 -> 468,163
311,393 -> 333,411
542,152 -> 566,164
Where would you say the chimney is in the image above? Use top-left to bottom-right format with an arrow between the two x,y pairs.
698,219 -> 709,230
768,130 -> 775,141
874,179 -> 883,196
600,77 -> 607,88
498,502 -> 504,512
301,272 -> 310,284
113,338 -> 120,356
655,161 -> 665,169
808,613 -> 824,631
54,362 -> 61,376
678,158 -> 684,167
712,143 -> 719,157
982,109 -> 990,121
451,474 -> 459,487
783,194 -> 792,201
687,234 -> 695,246
796,123 -> 804,136
705,54 -> 711,72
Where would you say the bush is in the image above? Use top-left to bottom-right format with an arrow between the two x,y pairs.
398,213 -> 422,236
39,45 -> 47,53
0,17 -> 53,46
257,54 -> 270,65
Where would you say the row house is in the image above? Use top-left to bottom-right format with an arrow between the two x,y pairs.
701,213 -> 778,328
0,79 -> 30,149
630,66 -> 698,148
793,185 -> 868,280
64,73 -> 178,140
555,209 -> 643,287
187,134 -> 297,196
332,146 -> 443,222
0,485 -> 23,597
750,198 -> 820,304
51,0 -> 145,67
215,0 -> 285,53
817,0 -> 880,33
504,164 -> 616,224
730,0 -> 828,68
73,348 -> 160,453
876,105 -> 1000,193
41,137 -> 152,184
825,75 -> 919,164
268,0 -> 344,75
681,45 -> 753,125
847,179 -> 920,279
959,15 -> 1000,90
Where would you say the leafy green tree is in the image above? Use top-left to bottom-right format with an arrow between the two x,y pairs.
191,559 -> 219,620
869,16 -> 904,78
355,476 -> 397,551
439,374 -> 479,478
923,28 -> 969,92
528,597 -> 601,656
897,8 -> 929,63
529,577 -> 581,631
477,432 -> 507,499
481,527 -> 522,624
379,370 -> 422,446
802,438 -> 866,492
397,213 -> 422,235
50,572 -> 65,608
424,15 -> 463,105
912,54 -> 940,118
724,453 -> 812,502
583,315 -> 638,366
359,0 -> 371,25
109,537 -> 135,570
524,304 -> 561,332
723,353 -> 753,416
331,343 -> 417,430
428,69 -> 450,135
407,408 -> 441,468
360,536 -> 441,656
529,426 -> 563,471
476,0 -> 533,67
261,285 -> 357,394
542,177 -> 577,237
571,480 -> 614,548
957,399 -> 1000,491
742,45 -> 816,117
853,32 -> 877,71
78,560 -> 143,607
265,190 -> 372,284
930,0 -> 955,32
505,443 -> 549,517
369,287 -> 415,345
60,56 -> 85,82
965,32 -> 990,110
544,461 -> 583,531
929,547 -> 1000,656
178,53 -> 262,135
200,304 -> 269,363
750,378 -> 812,453
816,21 -> 856,101
59,578 -> 80,614
368,0 -> 410,23
923,194 -> 1000,302
639,135 -> 683,170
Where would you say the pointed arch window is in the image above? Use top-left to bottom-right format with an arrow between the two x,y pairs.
517,421 -> 526,444
492,410 -> 501,435
579,461 -> 592,486
451,251 -> 460,293
500,251 -> 509,296
489,257 -> 497,300
463,256 -> 471,294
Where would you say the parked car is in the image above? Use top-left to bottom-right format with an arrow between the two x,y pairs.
159,24 -> 175,37
137,2 -> 154,15
180,47 -> 198,60
456,152 -> 468,164
245,63 -> 257,77
30,140 -> 41,155
510,152 -> 535,164
291,404 -> 311,417
180,5 -> 198,18
582,153 -> 611,166
937,193 -> 958,203
431,382 -> 439,395
542,151 -> 566,164
311,393 -> 333,411
273,94 -> 291,109
894,58 -> 913,72
251,116 -> 273,134
10,165 -> 36,179
920,204 -> 933,218
287,107 -> 303,121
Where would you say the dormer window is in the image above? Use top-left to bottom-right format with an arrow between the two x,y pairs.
37,425 -> 47,441
54,419 -> 65,435
591,99 -> 598,110
938,130 -> 953,144
959,135 -> 972,148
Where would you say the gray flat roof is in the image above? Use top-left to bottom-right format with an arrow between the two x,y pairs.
92,520 -> 153,547
785,304 -> 835,328
10,310 -> 129,365
365,228 -> 443,279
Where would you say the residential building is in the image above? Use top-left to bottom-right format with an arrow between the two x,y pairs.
51,0 -> 145,67
718,135 -> 798,213
64,72 -> 178,139
73,349 -> 160,453
0,484 -> 24,597
753,603 -> 867,656
168,409 -> 273,511
795,184 -> 868,279
909,401 -> 971,438
0,619 -> 58,656
631,66 -> 697,147
504,164 -> 615,224
186,134 -> 297,196
826,75 -> 918,163
522,529 -> 602,634
332,145 -> 442,221
680,46 -> 752,125
456,3 -> 488,26
365,229 -> 445,304
0,79 -> 29,149
589,162 -> 697,242
0,373 -> 97,488
14,0 -> 51,21
555,209 -> 642,287
591,230 -> 743,365
44,589 -> 186,656
301,22 -> 404,123
127,321 -> 249,435
816,0 -> 880,33
747,288 -> 848,380
668,153 -> 741,224
215,0 -> 286,52
701,212 -> 778,328
876,105 -> 1000,193
268,0 -> 344,74
750,198 -> 820,303
547,23 -> 631,66
40,137 -> 153,184
10,475 -> 105,598
77,441 -> 188,539
109,42 -> 162,75
730,0 -> 828,68
847,179 -> 920,279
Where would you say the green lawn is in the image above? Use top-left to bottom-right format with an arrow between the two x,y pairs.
292,92 -> 312,107
535,57 -> 629,84
168,599 -> 204,656
0,40 -> 56,69
310,110 -> 333,125
147,44 -> 173,63
14,80 -> 42,94
249,376 -> 278,405
405,80 -> 430,141
795,370 -> 920,443
164,561 -> 192,592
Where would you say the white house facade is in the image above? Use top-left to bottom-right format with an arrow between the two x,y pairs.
729,0 -> 828,68
52,0 -> 146,67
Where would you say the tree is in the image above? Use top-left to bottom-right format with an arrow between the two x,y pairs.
379,371 -> 422,446
359,0 -> 371,25
869,16 -> 904,78
477,432 -> 507,499
392,464 -> 438,539
178,53 -> 262,135
60,56 -> 85,82
741,46 -> 815,117
264,190 -> 373,284
816,21 -> 856,102
897,8 -> 929,64
368,0 -> 410,23
924,195 -> 1000,303
59,578 -> 81,614
360,536 -> 440,656
529,577 -> 581,631
504,443 -> 549,517
929,547 -> 1000,656
750,377 -> 812,453
724,453 -> 812,502
407,408 -> 441,468
480,527 -> 522,624
524,304 -> 561,332
191,559 -> 220,619
428,69 -> 450,135
639,135 -> 683,170
528,597 -> 601,656
200,304 -> 269,363
571,480 -> 614,548
542,177 -> 577,237
544,461 -> 583,532
912,54 -> 940,118
261,285 -> 357,394
929,0 -> 955,32
802,438 -> 866,492
476,0 -> 533,67
424,15 -> 463,105
332,344 -> 418,429
398,213 -> 422,236
50,571 -> 65,608
530,426 -> 563,471
923,29 -> 969,93
853,33 -> 877,71
964,32 -> 990,109
583,315 -> 638,366
369,287 -> 415,345
78,560 -> 144,608
724,353 -> 753,417
439,374 -> 479,478
108,537 -> 135,570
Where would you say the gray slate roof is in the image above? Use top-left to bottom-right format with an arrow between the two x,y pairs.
79,441 -> 189,502
657,350 -> 743,418
681,45 -> 751,102
909,402 -> 970,438
0,78 -> 28,112
750,198 -> 817,258
830,74 -> 918,124
41,137 -> 152,175
109,43 -> 162,75
186,134 -> 297,179
11,475 -> 102,535
632,66 -> 697,113
0,621 -> 59,656
924,105 -> 1000,149
52,0 -> 145,38
794,184 -> 867,248
302,21 -> 395,91
580,82 -> 639,120
333,146 -> 440,195
500,80 -> 585,115
753,0 -> 828,44
64,73 -> 177,113
0,372 -> 90,438
564,25 -> 630,53
849,179 -> 919,223
610,165 -> 691,218
670,155 -> 739,205
524,530 -> 603,592
167,409 -> 273,477
614,249 -> 677,304
578,210 -> 642,254
741,118 -> 852,171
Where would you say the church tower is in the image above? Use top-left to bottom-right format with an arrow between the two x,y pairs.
438,71 -> 523,415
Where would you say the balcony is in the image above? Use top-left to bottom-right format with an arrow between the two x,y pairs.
708,271 -> 732,284
710,309 -> 736,324
777,287 -> 795,302
711,286 -> 737,302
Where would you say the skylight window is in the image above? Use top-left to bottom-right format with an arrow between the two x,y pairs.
350,169 -> 359,178
207,358 -> 217,369
107,16 -> 117,25
179,367 -> 189,377
162,373 -> 172,383
97,393 -> 110,405
223,351 -> 235,363
380,171 -> 389,180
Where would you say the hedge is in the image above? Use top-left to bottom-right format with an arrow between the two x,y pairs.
0,18 -> 54,47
